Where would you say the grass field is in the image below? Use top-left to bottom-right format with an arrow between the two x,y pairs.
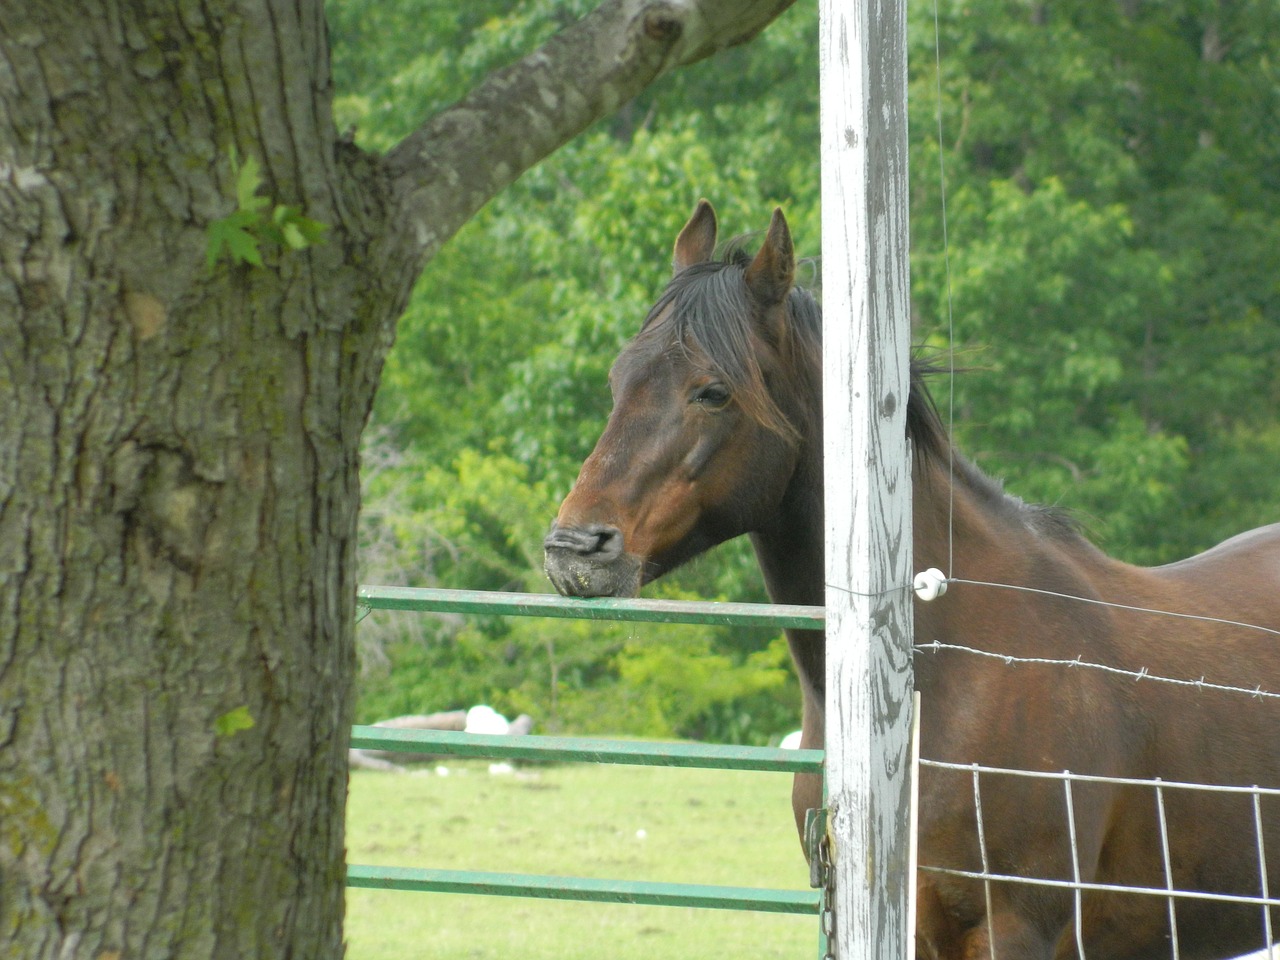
345,758 -> 818,960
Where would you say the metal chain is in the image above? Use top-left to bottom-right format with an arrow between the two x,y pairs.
818,830 -> 837,960
805,807 -> 837,959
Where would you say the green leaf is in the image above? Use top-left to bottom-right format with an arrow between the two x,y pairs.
235,153 -> 269,212
205,215 -> 264,269
294,216 -> 328,247
280,221 -> 308,250
214,706 -> 256,737
273,204 -> 329,249
206,149 -> 328,270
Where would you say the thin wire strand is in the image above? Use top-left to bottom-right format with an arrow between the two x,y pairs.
931,0 -> 957,579
1063,775 -> 1087,960
824,580 -> 914,601
921,759 -> 1280,796
1155,782 -> 1181,960
838,573 -> 1280,646
917,863 -> 1280,910
972,765 -> 998,960
945,576 -> 1280,640
1255,789 -> 1275,952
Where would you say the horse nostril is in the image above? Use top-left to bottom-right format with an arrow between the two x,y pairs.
544,523 -> 625,559
592,526 -> 623,560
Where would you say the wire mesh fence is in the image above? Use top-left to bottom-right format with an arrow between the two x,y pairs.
916,759 -> 1280,960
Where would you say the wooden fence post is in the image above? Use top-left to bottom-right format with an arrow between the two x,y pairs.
818,0 -> 915,956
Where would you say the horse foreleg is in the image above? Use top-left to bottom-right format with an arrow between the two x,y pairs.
791,694 -> 825,853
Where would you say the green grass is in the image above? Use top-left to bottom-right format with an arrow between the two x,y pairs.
345,759 -> 818,959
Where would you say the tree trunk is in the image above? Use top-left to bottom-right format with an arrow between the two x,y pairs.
0,0 -> 794,956
1,4 -> 395,955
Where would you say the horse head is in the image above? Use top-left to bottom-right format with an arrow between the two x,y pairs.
544,200 -> 821,598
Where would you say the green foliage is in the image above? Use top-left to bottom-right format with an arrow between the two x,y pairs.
330,0 -> 1280,740
205,149 -> 327,270
908,0 -> 1280,561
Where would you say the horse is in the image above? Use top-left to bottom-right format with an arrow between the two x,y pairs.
542,200 -> 1280,959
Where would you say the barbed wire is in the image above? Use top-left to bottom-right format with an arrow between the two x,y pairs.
919,575 -> 1280,700
915,639 -> 1280,702
827,573 -> 1280,701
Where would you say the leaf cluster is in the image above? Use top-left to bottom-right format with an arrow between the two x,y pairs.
205,149 -> 328,270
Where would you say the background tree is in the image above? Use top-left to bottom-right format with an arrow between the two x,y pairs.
0,1 -> 796,956
341,0 -> 1280,737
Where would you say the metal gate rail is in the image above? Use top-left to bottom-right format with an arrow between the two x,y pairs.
348,586 -> 826,915
348,865 -> 820,914
357,584 -> 825,630
350,726 -> 823,773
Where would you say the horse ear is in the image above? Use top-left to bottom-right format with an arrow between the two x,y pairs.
673,199 -> 718,274
745,208 -> 795,307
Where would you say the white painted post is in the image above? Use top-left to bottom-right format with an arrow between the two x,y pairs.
819,0 -> 914,956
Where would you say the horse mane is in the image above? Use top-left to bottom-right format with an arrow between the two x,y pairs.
907,366 -> 1083,541
642,248 -> 1083,543
640,247 -> 822,442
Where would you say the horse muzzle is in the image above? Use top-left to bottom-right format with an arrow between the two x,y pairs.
544,523 -> 643,598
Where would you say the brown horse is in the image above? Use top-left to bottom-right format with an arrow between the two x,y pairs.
543,200 -> 1280,960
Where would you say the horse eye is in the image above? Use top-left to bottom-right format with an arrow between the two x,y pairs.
693,384 -> 731,408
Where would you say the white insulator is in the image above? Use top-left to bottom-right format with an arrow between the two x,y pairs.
913,568 -> 949,602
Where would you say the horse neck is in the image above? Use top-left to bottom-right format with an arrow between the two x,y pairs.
766,436 -> 1115,705
909,448 -> 1123,652
750,422 -> 825,608
913,451 -> 1034,580
749,420 -> 826,700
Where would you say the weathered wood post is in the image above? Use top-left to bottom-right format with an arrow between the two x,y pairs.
818,0 -> 914,955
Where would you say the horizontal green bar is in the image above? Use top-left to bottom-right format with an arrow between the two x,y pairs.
350,727 -> 824,775
347,864 -> 821,915
357,585 -> 825,631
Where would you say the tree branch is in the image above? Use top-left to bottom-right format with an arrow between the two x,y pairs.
381,0 -> 795,268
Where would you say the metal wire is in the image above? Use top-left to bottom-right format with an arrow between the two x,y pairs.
918,758 -> 1280,942
1155,782 -> 1182,960
923,759 -> 1280,799
945,577 -> 1280,640
930,0 -> 958,581
915,640 -> 1280,702
1062,776 -> 1087,960
917,2 -> 1279,949
916,862 -> 1280,910
972,764 -> 999,960
1256,790 -> 1276,953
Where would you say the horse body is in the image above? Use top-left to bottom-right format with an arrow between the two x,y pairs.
543,201 -> 1280,959
913,464 -> 1280,959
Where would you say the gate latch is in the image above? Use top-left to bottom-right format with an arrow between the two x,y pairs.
804,807 -> 830,889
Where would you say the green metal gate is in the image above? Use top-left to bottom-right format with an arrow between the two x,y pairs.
347,584 -> 827,920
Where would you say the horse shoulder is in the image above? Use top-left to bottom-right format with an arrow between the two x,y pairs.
1146,521 -> 1280,621
1153,521 -> 1280,574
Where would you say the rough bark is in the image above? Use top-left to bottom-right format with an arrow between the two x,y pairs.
0,2 -> 395,955
0,0 -> 793,956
